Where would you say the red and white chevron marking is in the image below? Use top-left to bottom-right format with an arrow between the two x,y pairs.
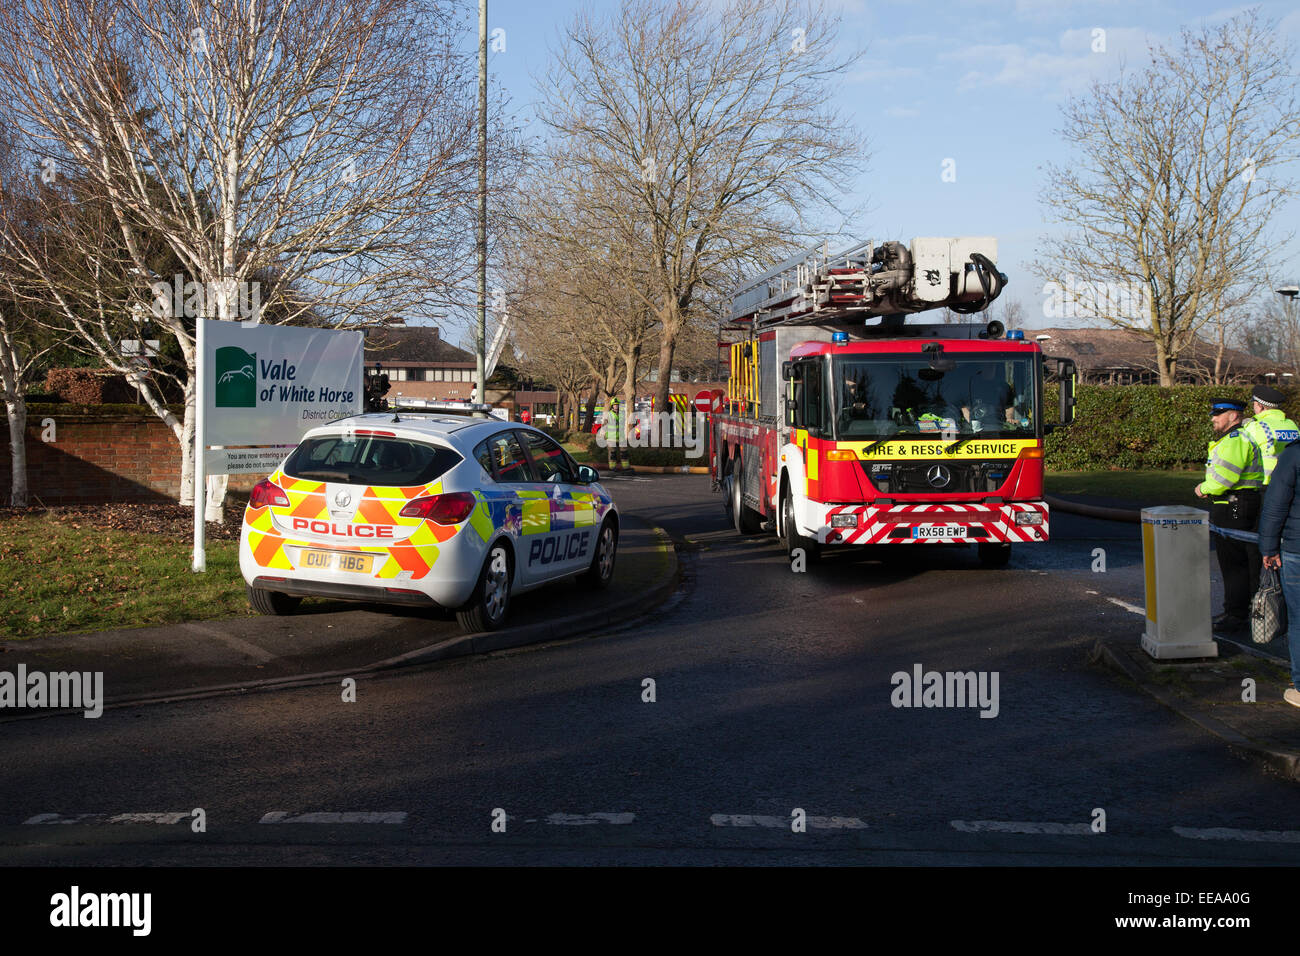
821,502 -> 1049,544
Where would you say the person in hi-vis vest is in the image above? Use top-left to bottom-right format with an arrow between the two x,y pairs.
1195,398 -> 1265,634
1242,384 -> 1299,486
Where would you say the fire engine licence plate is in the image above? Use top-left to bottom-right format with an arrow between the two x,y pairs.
299,550 -> 374,573
911,525 -> 967,540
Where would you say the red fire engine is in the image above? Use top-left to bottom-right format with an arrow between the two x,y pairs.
710,236 -> 1077,566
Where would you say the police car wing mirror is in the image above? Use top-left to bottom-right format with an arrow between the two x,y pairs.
576,465 -> 599,484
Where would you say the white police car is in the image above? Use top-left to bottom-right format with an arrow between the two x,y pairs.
239,412 -> 618,632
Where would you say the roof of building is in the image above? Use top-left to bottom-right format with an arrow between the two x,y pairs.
1021,327 -> 1279,379
364,326 -> 475,365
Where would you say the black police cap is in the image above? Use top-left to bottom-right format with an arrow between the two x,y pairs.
1252,385 -> 1285,408
1210,399 -> 1247,414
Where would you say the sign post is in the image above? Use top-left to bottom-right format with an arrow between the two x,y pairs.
192,321 -> 364,572
193,315 -> 207,571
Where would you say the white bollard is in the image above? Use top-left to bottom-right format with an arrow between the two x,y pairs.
1139,506 -> 1218,659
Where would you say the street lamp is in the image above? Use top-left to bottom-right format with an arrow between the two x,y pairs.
1276,285 -> 1299,299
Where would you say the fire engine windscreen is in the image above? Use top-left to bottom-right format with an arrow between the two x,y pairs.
830,355 -> 1036,440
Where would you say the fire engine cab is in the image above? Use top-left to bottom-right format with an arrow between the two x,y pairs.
710,236 -> 1077,567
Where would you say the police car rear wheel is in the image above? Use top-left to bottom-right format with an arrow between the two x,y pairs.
977,543 -> 1011,568
457,543 -> 512,632
247,585 -> 301,616
580,519 -> 618,589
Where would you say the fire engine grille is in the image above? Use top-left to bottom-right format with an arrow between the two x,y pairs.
863,459 -> 1017,494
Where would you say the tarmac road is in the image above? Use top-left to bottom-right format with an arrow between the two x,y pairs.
2,476 -> 1297,866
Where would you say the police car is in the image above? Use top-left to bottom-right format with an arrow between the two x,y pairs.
238,412 -> 618,632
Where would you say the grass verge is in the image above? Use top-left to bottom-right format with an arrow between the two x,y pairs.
1045,469 -> 1203,509
0,514 -> 252,640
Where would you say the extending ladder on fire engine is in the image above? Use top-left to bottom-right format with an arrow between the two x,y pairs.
725,236 -> 1005,329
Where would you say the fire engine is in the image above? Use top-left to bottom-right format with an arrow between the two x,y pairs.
710,236 -> 1077,566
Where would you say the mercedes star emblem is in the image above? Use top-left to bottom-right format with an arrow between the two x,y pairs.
926,464 -> 952,489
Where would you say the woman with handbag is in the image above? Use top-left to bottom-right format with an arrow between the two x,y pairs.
1258,438 -> 1300,708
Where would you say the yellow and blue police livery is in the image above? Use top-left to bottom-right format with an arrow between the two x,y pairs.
238,412 -> 618,633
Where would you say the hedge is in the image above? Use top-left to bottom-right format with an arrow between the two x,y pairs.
45,368 -> 137,405
1043,384 -> 1300,471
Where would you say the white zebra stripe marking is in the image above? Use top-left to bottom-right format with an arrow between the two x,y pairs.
710,813 -> 867,829
546,812 -> 636,825
1173,826 -> 1300,843
23,812 -> 190,825
259,811 -> 407,824
951,820 -> 1094,835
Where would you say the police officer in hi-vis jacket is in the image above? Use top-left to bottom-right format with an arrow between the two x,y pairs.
1242,385 -> 1300,485
1195,398 -> 1265,633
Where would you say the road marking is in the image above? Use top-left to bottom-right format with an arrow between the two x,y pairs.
710,814 -> 867,829
183,622 -> 277,663
951,820 -> 1094,835
1173,826 -> 1300,843
603,476 -> 651,482
546,812 -> 635,825
259,811 -> 407,824
1106,597 -> 1145,616
23,812 -> 190,825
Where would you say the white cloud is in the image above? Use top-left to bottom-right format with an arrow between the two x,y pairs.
945,26 -> 1157,94
845,64 -> 923,84
885,106 -> 920,118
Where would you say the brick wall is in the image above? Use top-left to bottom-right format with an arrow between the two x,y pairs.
0,405 -> 256,506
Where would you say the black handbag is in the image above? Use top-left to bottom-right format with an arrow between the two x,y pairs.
1251,566 -> 1288,644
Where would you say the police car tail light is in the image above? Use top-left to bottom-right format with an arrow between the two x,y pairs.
250,479 -> 290,508
400,492 -> 476,524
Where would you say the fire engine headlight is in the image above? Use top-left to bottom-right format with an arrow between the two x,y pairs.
1014,512 -> 1044,526
830,514 -> 859,528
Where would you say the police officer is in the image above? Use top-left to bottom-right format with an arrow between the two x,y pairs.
1195,399 -> 1265,633
1242,384 -> 1299,485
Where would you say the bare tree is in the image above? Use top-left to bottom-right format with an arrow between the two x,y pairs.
535,0 -> 865,415
0,139 -> 62,507
0,0 -> 491,509
1036,10 -> 1300,385
1239,287 -> 1300,378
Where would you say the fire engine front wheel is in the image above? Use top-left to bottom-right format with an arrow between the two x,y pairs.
782,492 -> 820,564
977,543 -> 1012,568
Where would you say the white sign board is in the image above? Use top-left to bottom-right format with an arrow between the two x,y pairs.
194,320 -> 364,572
202,320 -> 364,447
205,447 -> 295,476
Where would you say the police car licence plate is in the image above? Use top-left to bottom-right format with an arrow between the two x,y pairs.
911,525 -> 967,539
299,549 -> 374,573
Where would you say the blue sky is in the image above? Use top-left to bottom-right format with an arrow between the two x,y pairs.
474,0 -> 1300,330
